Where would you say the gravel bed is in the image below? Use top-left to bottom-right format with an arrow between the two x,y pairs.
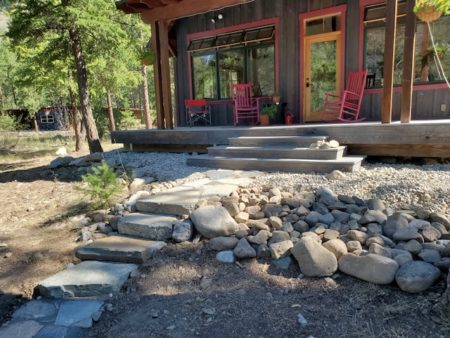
251,162 -> 450,213
105,150 -> 450,214
104,150 -> 207,182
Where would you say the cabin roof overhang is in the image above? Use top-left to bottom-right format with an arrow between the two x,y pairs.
116,0 -> 254,22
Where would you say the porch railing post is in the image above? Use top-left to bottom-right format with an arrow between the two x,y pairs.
159,20 -> 174,129
151,21 -> 165,129
381,0 -> 398,124
401,0 -> 416,124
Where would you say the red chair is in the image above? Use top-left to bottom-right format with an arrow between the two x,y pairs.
185,99 -> 211,127
320,70 -> 368,122
231,83 -> 260,126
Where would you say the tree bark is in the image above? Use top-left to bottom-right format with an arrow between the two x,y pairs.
106,91 -> 116,132
142,65 -> 152,129
69,86 -> 85,152
68,25 -> 103,153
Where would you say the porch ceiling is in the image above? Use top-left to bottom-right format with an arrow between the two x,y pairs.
116,0 -> 254,22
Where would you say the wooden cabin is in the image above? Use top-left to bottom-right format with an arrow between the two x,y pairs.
114,0 -> 450,160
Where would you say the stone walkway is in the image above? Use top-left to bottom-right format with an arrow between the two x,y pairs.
0,169 -> 261,337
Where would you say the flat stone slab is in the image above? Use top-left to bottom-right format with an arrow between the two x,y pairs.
34,326 -> 86,338
136,186 -> 201,215
117,213 -> 177,240
55,300 -> 103,328
76,236 -> 166,264
36,261 -> 137,298
0,320 -> 43,338
12,300 -> 59,324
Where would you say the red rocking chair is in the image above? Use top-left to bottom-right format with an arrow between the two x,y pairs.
320,70 -> 368,122
232,83 -> 260,126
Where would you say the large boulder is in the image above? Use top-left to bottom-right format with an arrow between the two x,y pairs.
338,254 -> 399,285
291,237 -> 338,277
190,206 -> 237,239
395,261 -> 441,293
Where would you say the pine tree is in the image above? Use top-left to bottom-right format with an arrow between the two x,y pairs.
7,0 -> 143,153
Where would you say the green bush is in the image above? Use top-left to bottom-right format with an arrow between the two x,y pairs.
0,113 -> 19,131
80,161 -> 122,208
119,110 -> 141,130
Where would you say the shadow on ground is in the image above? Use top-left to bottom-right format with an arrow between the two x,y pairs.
90,244 -> 450,338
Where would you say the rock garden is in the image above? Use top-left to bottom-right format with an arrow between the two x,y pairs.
1,150 -> 450,337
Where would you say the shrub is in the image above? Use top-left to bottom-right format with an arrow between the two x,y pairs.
119,110 -> 141,130
80,161 -> 122,208
0,113 -> 19,131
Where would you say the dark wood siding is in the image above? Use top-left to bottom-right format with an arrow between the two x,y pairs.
173,0 -> 450,126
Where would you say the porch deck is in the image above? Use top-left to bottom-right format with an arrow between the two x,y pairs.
111,119 -> 450,158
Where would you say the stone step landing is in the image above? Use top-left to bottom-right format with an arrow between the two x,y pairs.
229,135 -> 327,147
76,236 -> 167,264
36,261 -> 137,299
208,145 -> 346,160
117,213 -> 178,240
187,155 -> 365,173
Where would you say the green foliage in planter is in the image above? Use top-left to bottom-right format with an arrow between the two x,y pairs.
80,161 -> 122,208
414,0 -> 450,15
260,104 -> 278,119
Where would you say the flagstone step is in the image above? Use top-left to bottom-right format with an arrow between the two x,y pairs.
36,261 -> 137,299
75,236 -> 167,264
117,213 -> 178,240
229,136 -> 327,147
208,145 -> 346,160
135,182 -> 239,216
187,155 -> 365,173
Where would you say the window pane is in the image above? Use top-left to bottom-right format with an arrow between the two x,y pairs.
247,45 -> 275,96
364,22 -> 405,86
193,53 -> 217,99
415,16 -> 450,83
306,15 -> 341,36
218,50 -> 245,98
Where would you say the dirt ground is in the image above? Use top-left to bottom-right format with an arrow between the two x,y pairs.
91,244 -> 450,338
0,134 -> 121,324
1,133 -> 449,337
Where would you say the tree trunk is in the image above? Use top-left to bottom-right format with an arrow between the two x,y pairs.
68,26 -> 103,153
142,65 -> 152,129
106,91 -> 116,132
69,87 -> 85,152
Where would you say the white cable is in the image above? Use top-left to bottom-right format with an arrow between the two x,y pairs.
427,21 -> 450,89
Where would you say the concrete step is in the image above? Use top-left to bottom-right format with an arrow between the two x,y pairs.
36,261 -> 137,299
117,213 -> 178,240
229,136 -> 327,147
187,155 -> 365,173
208,145 -> 345,160
75,236 -> 167,264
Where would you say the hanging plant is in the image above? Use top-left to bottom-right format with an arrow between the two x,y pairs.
414,0 -> 450,23
141,50 -> 156,66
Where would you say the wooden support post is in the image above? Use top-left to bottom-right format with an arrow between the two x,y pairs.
401,0 -> 416,124
151,21 -> 164,129
159,20 -> 173,129
381,0 -> 398,124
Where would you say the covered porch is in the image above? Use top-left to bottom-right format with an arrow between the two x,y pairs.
115,0 -> 450,160
112,119 -> 450,158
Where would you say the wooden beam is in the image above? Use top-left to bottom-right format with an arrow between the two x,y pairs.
141,0 -> 253,22
151,21 -> 164,129
381,0 -> 398,124
401,0 -> 416,124
159,20 -> 174,129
